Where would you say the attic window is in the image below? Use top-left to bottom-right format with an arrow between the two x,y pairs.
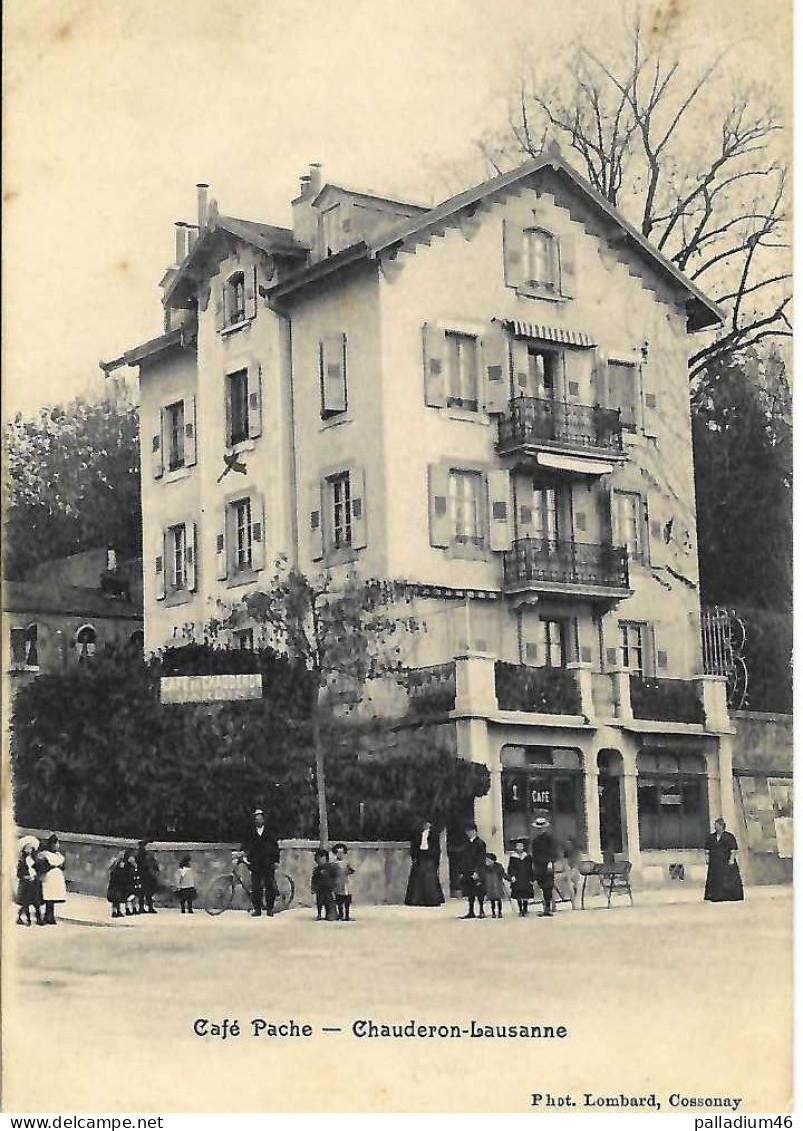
226,272 -> 246,325
320,206 -> 340,258
524,229 -> 557,289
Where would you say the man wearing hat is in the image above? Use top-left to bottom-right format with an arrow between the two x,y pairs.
240,808 -> 279,917
531,814 -> 558,916
458,820 -> 488,919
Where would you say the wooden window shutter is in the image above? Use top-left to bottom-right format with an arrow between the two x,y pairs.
244,265 -> 258,320
155,530 -> 166,600
558,233 -> 577,298
151,412 -> 164,479
184,395 -> 197,466
648,624 -> 661,677
248,364 -> 263,439
605,646 -> 618,669
308,480 -> 324,562
215,519 -> 228,581
511,338 -> 531,392
422,323 -> 447,407
609,489 -> 621,547
251,493 -> 266,571
214,287 -> 225,332
521,612 -> 546,666
482,323 -> 510,414
320,334 -> 347,416
350,465 -> 367,550
487,468 -> 512,552
428,463 -> 451,547
502,219 -> 524,288
185,521 -> 197,591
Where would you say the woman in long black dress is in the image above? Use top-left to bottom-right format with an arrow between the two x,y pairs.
404,819 -> 445,906
704,818 -> 744,902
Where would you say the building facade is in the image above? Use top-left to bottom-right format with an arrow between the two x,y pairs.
108,151 -> 737,883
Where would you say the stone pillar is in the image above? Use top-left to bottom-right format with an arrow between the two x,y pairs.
567,661 -> 594,720
699,675 -> 730,732
620,747 -> 641,869
455,718 -> 504,860
611,668 -> 633,722
454,651 -> 498,714
583,758 -> 602,859
715,734 -> 737,831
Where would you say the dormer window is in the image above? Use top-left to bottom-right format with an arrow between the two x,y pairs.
524,228 -> 557,289
226,271 -> 246,325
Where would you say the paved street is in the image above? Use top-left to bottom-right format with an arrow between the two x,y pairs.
3,886 -> 792,1113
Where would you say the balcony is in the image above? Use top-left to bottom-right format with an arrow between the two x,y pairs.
496,396 -> 624,473
503,538 -> 630,602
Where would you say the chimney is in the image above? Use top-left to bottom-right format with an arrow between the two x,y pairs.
174,222 -> 188,265
197,182 -> 210,228
186,224 -> 200,253
292,163 -> 323,254
308,163 -> 323,197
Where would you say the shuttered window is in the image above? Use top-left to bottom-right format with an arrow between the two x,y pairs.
614,491 -> 646,562
226,272 -> 245,325
606,361 -> 640,431
166,401 -> 185,470
524,229 -> 557,288
234,498 -> 253,572
446,332 -> 479,411
449,470 -> 484,545
168,523 -> 187,590
619,622 -> 646,677
227,370 -> 249,446
331,472 -> 353,549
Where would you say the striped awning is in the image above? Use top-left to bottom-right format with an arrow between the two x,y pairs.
500,319 -> 596,348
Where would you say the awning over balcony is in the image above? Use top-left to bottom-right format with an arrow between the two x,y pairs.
499,319 -> 596,348
537,451 -> 615,476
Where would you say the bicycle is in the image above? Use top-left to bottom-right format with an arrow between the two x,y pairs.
204,852 -> 295,916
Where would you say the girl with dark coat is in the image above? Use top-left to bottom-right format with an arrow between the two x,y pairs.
310,848 -> 337,921
106,851 -> 129,918
404,820 -> 445,907
506,838 -> 535,916
704,818 -> 744,902
135,840 -> 160,914
484,853 -> 507,918
16,839 -> 43,926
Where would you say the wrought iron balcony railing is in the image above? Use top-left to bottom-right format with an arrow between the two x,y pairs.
503,537 -> 630,591
497,396 -> 623,455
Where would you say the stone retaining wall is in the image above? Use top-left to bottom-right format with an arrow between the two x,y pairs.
16,829 -> 449,909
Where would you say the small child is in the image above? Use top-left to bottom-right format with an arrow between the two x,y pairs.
331,843 -> 355,921
310,848 -> 337,921
484,852 -> 507,918
106,850 -> 129,918
175,854 -> 197,914
506,838 -> 535,916
16,841 -> 43,926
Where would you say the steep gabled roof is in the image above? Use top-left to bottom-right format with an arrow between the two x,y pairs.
368,152 -> 724,332
162,213 -> 308,308
311,182 -> 430,212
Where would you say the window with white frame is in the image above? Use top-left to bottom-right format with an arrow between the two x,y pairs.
166,401 -> 185,471
226,272 -> 246,326
227,369 -> 249,446
542,618 -> 568,668
233,497 -> 253,572
330,472 -> 353,549
619,622 -> 646,677
615,491 -> 646,562
532,486 -> 559,542
76,624 -> 97,661
168,523 -> 187,591
527,347 -> 557,397
449,470 -> 485,545
446,332 -> 480,411
524,228 -> 557,288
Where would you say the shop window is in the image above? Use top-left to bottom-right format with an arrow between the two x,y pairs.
636,751 -> 708,849
10,624 -> 38,669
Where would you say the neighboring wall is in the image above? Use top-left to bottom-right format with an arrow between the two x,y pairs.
730,711 -> 793,886
16,830 -> 446,908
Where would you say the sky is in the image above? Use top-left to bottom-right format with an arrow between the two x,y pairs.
2,0 -> 792,419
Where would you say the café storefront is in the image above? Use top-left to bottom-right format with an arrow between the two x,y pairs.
500,744 -> 584,851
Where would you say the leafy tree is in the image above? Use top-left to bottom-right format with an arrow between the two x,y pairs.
220,563 -> 420,845
3,390 -> 141,579
474,13 -> 790,381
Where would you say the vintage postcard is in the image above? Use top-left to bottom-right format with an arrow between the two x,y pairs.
1,0 -> 793,1116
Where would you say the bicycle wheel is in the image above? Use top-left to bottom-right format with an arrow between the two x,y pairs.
204,874 -> 236,916
273,872 -> 295,913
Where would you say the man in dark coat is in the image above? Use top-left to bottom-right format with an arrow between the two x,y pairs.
135,840 -> 160,914
531,815 -> 558,916
240,808 -> 279,916
459,821 -> 487,919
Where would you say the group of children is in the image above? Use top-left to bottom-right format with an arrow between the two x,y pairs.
462,830 -> 582,919
106,843 -> 197,918
15,834 -> 67,926
310,843 -> 355,921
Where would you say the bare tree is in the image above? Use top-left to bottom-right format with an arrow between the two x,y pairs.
476,15 -> 790,382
